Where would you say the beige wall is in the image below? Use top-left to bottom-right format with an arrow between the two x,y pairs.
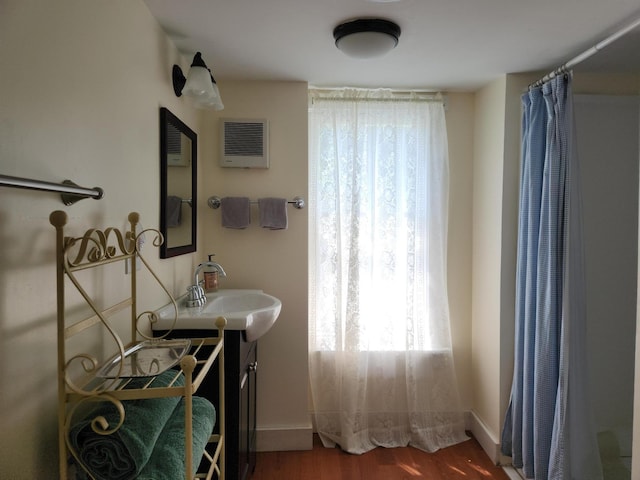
199,81 -> 313,450
468,74 -> 527,460
471,77 -> 507,452
497,75 -> 529,453
445,93 -> 476,411
0,1 -> 200,477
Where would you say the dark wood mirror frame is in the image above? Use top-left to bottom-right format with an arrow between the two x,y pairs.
159,107 -> 197,258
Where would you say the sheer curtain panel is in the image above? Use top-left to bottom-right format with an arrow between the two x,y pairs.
308,88 -> 468,454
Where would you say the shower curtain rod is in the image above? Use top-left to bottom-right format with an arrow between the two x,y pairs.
529,15 -> 640,89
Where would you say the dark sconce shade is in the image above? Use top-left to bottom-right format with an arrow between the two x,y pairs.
333,19 -> 401,59
172,52 -> 224,110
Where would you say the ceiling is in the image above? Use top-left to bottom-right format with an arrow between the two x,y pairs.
143,0 -> 640,91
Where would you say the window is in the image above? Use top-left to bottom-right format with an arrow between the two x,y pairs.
308,88 -> 467,454
309,89 -> 451,352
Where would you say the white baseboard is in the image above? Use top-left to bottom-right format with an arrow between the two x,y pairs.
467,410 -> 512,465
502,466 -> 524,479
466,411 -> 522,477
256,425 -> 314,452
255,413 -> 515,464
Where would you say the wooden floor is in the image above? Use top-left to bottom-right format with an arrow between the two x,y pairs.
252,434 -> 510,480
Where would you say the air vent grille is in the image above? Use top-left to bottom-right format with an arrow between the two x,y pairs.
220,119 -> 269,168
167,124 -> 182,154
224,122 -> 264,157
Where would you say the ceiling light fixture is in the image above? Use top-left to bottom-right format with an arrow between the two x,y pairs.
333,19 -> 401,59
172,52 -> 224,110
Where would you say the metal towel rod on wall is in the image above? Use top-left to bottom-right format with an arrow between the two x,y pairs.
0,174 -> 104,205
207,195 -> 305,210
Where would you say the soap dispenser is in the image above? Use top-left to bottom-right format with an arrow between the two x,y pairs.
203,254 -> 219,292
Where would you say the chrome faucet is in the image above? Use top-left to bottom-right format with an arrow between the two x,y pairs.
186,262 -> 227,307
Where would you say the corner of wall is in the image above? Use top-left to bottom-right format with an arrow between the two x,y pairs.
468,410 -> 503,464
470,75 -> 508,440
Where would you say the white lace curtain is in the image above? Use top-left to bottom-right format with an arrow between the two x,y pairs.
308,88 -> 468,454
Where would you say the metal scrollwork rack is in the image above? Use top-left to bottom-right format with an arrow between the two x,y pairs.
50,210 -> 225,479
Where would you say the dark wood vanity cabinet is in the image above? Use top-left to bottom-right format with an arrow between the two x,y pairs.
156,328 -> 257,480
238,337 -> 257,480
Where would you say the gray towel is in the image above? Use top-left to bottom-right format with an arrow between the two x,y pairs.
221,196 -> 251,228
166,196 -> 182,228
258,197 -> 288,230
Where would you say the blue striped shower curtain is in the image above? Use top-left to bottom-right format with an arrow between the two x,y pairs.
501,75 -> 603,480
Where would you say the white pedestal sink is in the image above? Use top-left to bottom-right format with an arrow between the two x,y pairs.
154,289 -> 281,341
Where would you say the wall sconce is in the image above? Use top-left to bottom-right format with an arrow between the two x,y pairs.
333,19 -> 401,59
172,52 -> 224,110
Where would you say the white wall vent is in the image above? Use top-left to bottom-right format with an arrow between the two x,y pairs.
220,118 -> 269,168
166,123 -> 184,166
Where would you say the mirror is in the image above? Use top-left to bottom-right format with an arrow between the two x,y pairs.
159,107 -> 197,258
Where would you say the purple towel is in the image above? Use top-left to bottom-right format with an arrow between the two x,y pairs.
221,197 -> 251,228
258,197 -> 288,230
166,195 -> 182,228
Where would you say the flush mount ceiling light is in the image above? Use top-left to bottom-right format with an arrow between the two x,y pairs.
333,18 -> 401,59
172,52 -> 224,110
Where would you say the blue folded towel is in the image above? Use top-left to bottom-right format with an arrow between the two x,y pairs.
221,196 -> 251,228
258,197 -> 288,229
69,371 -> 184,480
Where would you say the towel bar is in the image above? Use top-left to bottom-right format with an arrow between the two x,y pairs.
207,195 -> 305,210
0,174 -> 104,205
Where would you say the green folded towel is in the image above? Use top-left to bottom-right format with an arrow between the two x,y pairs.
137,396 -> 216,480
69,370 -> 184,480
